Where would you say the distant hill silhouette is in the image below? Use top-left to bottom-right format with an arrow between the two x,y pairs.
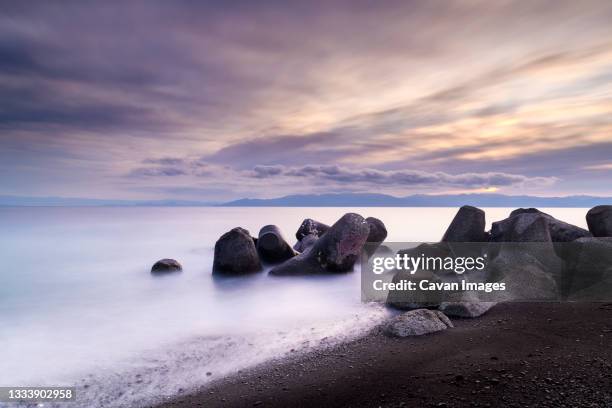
1,193 -> 610,207
223,193 -> 612,207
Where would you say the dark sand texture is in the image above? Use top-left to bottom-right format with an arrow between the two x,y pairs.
156,302 -> 612,408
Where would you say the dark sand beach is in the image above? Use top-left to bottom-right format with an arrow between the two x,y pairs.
157,302 -> 612,408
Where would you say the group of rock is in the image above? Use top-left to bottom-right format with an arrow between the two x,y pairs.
150,205 -> 612,338
385,204 -> 612,337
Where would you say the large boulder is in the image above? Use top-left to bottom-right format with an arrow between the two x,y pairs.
565,237 -> 612,298
213,227 -> 262,275
491,210 -> 591,243
256,225 -> 296,263
386,268 -> 445,310
385,309 -> 453,337
270,213 -> 369,276
486,246 -> 560,301
293,233 -> 318,253
586,205 -> 612,237
442,206 -> 486,242
151,258 -> 182,274
295,218 -> 329,241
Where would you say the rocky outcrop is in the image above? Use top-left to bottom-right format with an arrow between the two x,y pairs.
586,205 -> 612,237
442,205 -> 486,242
270,213 -> 369,276
491,210 -> 591,243
256,225 -> 296,263
295,218 -> 329,241
385,309 -> 453,337
213,227 -> 262,275
151,258 -> 182,274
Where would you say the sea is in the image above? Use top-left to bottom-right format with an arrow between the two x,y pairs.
0,207 -> 589,407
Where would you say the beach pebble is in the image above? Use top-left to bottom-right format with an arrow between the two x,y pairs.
213,227 -> 262,275
586,205 -> 612,237
385,309 -> 453,337
151,258 -> 182,274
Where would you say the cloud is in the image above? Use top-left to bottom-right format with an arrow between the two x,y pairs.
250,164 -> 557,188
128,167 -> 187,177
142,157 -> 185,166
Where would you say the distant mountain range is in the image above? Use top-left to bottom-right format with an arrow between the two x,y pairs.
1,193 -> 610,207
223,193 -> 612,207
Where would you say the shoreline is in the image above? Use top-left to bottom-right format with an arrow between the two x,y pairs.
155,302 -> 611,408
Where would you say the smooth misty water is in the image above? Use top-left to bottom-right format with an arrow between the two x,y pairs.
0,207 -> 589,407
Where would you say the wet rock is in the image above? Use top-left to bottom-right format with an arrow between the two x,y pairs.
270,213 -> 369,275
256,225 -> 296,263
366,217 -> 387,244
293,233 -> 318,253
586,205 -> 612,237
295,218 -> 329,241
364,217 -> 387,256
385,309 -> 453,337
151,258 -> 182,274
442,206 -> 486,242
213,227 -> 262,275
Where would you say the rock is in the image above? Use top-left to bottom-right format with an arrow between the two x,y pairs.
486,246 -> 560,301
366,217 -> 387,244
509,208 -> 549,218
270,213 -> 369,275
151,258 -> 182,274
442,206 -> 486,242
293,234 -> 318,253
213,227 -> 262,275
295,218 -> 329,241
386,268 -> 445,310
385,309 -> 453,337
439,301 -> 496,318
565,237 -> 612,297
364,217 -> 387,256
491,211 -> 591,243
439,291 -> 496,317
586,205 -> 612,237
256,225 -> 296,263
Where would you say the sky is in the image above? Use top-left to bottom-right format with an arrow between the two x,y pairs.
1,0 -> 612,201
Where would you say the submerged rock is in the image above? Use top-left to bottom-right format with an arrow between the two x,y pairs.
151,258 -> 182,274
586,205 -> 612,237
385,309 -> 453,337
270,213 -> 369,275
256,225 -> 296,263
295,218 -> 330,241
442,206 -> 486,242
213,227 -> 262,275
